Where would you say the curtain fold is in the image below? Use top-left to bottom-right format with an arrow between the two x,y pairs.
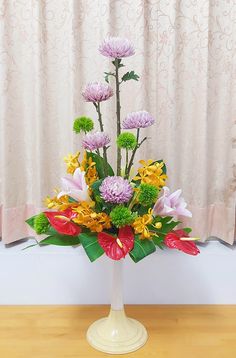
0,0 -> 235,244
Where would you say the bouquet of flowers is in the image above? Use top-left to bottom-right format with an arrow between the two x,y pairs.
26,37 -> 200,262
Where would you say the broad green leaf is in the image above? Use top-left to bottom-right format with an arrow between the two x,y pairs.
79,232 -> 104,262
39,234 -> 81,246
122,71 -> 139,82
26,215 -> 58,236
152,235 -> 164,249
182,227 -> 192,234
129,236 -> 156,263
86,152 -> 114,178
25,215 -> 37,229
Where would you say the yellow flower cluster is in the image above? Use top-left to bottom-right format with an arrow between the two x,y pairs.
64,151 -> 98,186
64,152 -> 80,174
72,202 -> 111,233
132,209 -> 154,239
133,159 -> 167,188
44,194 -> 77,211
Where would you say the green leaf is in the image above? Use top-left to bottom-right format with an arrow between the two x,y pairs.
152,235 -> 164,249
183,227 -> 192,234
153,216 -> 180,234
121,71 -> 139,82
129,236 -> 156,263
25,215 -> 37,229
79,232 -> 104,262
104,71 -> 115,83
112,59 -> 125,68
39,234 -> 81,246
87,151 -> 114,178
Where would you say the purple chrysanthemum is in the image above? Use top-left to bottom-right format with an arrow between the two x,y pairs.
100,176 -> 133,204
122,111 -> 155,129
82,82 -> 113,103
99,37 -> 135,59
82,132 -> 111,151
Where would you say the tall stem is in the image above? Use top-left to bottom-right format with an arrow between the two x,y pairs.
115,59 -> 122,176
125,129 -> 147,179
111,260 -> 124,311
126,129 -> 140,178
94,102 -> 108,176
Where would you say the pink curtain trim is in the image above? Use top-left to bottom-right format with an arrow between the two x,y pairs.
0,203 -> 235,245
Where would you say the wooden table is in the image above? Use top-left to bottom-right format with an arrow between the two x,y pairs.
0,305 -> 235,357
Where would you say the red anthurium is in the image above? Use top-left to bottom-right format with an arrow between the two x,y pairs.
98,226 -> 134,260
44,208 -> 81,236
164,229 -> 200,256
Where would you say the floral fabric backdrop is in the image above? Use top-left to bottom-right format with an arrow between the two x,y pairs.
0,0 -> 235,243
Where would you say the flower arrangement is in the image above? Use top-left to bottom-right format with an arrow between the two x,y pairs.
26,37 -> 200,262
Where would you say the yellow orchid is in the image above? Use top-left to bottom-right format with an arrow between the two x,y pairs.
132,209 -> 154,239
133,159 -> 167,188
72,202 -> 111,232
63,151 -> 80,174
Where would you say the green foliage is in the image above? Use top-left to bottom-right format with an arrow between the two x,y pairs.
112,59 -> 125,68
86,152 -> 114,178
39,234 -> 81,246
110,206 -> 136,228
79,232 -> 104,262
183,227 -> 192,234
117,132 -> 137,150
104,71 -> 115,83
152,235 -> 164,249
121,71 -> 139,82
73,116 -> 94,134
138,183 -> 158,206
150,216 -> 180,246
25,215 -> 37,229
129,235 -> 156,263
33,213 -> 50,234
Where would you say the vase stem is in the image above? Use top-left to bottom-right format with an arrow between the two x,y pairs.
111,260 -> 124,311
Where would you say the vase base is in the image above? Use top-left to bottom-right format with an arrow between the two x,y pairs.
86,309 -> 148,354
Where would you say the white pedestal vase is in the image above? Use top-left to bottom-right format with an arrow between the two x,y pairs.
86,260 -> 148,354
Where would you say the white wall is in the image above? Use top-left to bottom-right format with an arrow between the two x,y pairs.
0,240 -> 235,304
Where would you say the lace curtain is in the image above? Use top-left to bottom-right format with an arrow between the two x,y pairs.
0,0 -> 235,243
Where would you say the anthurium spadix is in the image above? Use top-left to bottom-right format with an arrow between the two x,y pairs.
57,168 -> 90,202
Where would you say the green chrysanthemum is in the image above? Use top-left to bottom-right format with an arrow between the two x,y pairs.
73,116 -> 94,134
34,213 -> 50,234
116,132 -> 137,150
110,205 -> 136,228
138,183 -> 158,206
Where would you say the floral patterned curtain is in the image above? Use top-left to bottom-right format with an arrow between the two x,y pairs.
0,0 -> 235,243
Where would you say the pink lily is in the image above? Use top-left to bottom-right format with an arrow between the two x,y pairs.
153,186 -> 192,218
57,168 -> 90,202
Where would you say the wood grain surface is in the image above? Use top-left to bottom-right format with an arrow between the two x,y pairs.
0,305 -> 235,357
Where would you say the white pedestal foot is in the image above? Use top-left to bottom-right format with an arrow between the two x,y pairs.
86,308 -> 148,354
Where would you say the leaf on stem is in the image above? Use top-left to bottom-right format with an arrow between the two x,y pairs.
121,71 -> 139,82
104,71 -> 115,83
112,59 -> 125,68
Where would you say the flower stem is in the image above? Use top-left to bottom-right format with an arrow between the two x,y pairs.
126,129 -> 138,178
114,59 -> 122,176
125,149 -> 129,176
94,102 -> 108,176
125,129 -> 147,179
